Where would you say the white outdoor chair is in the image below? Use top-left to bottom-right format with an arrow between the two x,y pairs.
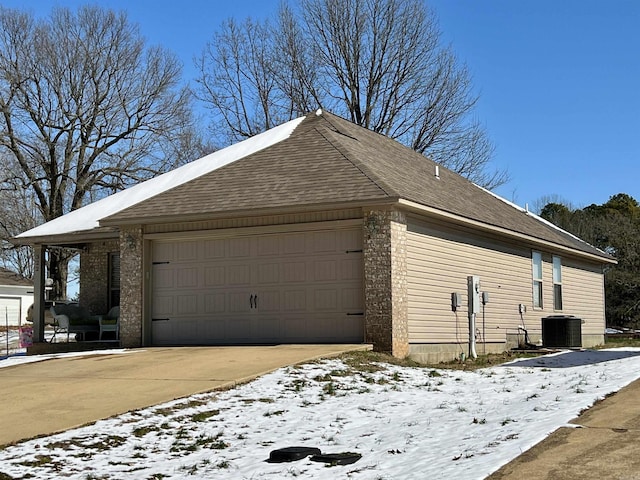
97,306 -> 120,341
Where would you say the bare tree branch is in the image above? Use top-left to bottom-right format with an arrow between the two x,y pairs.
0,6 -> 199,295
196,0 -> 507,188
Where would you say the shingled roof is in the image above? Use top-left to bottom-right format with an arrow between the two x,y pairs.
16,110 -> 612,262
104,110 -> 611,262
0,267 -> 32,286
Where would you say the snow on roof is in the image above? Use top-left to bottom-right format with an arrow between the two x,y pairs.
475,184 -> 611,257
16,116 -> 306,240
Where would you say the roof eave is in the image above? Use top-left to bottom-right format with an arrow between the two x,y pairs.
10,228 -> 120,247
398,199 -> 617,265
98,197 -> 399,227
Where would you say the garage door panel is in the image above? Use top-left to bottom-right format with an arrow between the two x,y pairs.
227,318 -> 252,340
282,290 -> 306,311
0,298 -> 21,326
177,241 -> 198,261
258,236 -> 280,256
151,226 -> 363,345
342,288 -> 364,311
228,291 -> 252,313
153,268 -> 174,289
205,293 -> 226,313
204,239 -> 226,258
229,237 -> 251,257
153,243 -> 174,262
340,229 -> 362,251
283,233 -> 306,254
227,265 -> 251,285
283,262 -> 306,282
176,295 -> 198,315
255,289 -> 280,312
176,267 -> 198,288
204,266 -> 225,286
152,295 -> 174,317
314,260 -> 337,281
255,317 -> 280,339
313,231 -> 337,252
315,289 -> 338,310
257,263 -> 280,284
340,257 -> 362,280
202,318 -> 227,340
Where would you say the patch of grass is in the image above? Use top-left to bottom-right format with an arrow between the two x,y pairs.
153,407 -> 176,417
436,351 -> 543,371
171,432 -> 229,453
180,399 -> 208,409
322,382 -> 337,396
600,336 -> 640,348
341,351 -> 422,372
133,425 -> 160,437
46,439 -> 85,450
191,410 -> 220,422
287,379 -> 308,392
19,455 -> 54,468
241,397 -> 275,404
501,417 -> 516,426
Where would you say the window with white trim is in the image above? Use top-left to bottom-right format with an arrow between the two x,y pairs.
532,251 -> 543,308
553,255 -> 563,310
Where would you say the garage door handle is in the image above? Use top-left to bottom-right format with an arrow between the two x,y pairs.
249,294 -> 259,309
346,312 -> 364,316
152,318 -> 170,322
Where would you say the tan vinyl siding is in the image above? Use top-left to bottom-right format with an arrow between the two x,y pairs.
561,260 -> 605,335
406,216 -> 606,345
144,209 -> 363,235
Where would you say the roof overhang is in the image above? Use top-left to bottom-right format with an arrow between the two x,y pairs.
398,199 -> 617,265
12,194 -> 616,267
10,228 -> 119,247
98,197 -> 398,227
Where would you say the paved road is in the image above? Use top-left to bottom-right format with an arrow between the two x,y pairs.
488,377 -> 640,479
0,345 -> 369,446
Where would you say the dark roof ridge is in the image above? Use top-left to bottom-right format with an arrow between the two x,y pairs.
314,111 -> 400,199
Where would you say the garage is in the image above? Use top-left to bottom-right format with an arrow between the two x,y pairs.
150,225 -> 364,345
0,297 -> 22,327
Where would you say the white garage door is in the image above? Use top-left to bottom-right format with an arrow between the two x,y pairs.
150,227 -> 364,345
0,297 -> 21,326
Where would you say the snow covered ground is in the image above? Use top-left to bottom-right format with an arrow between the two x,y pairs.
1,348 -> 640,479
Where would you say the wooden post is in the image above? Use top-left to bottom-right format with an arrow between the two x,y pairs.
32,244 -> 46,343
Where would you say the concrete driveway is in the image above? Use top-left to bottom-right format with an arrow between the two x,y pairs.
0,344 -> 369,446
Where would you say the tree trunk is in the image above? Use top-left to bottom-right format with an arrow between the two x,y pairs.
47,250 -> 69,300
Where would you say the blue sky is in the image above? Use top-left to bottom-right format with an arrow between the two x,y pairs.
9,0 -> 639,210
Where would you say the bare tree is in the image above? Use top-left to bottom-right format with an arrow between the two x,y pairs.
0,184 -> 36,278
196,0 -> 507,188
0,6 -> 195,298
